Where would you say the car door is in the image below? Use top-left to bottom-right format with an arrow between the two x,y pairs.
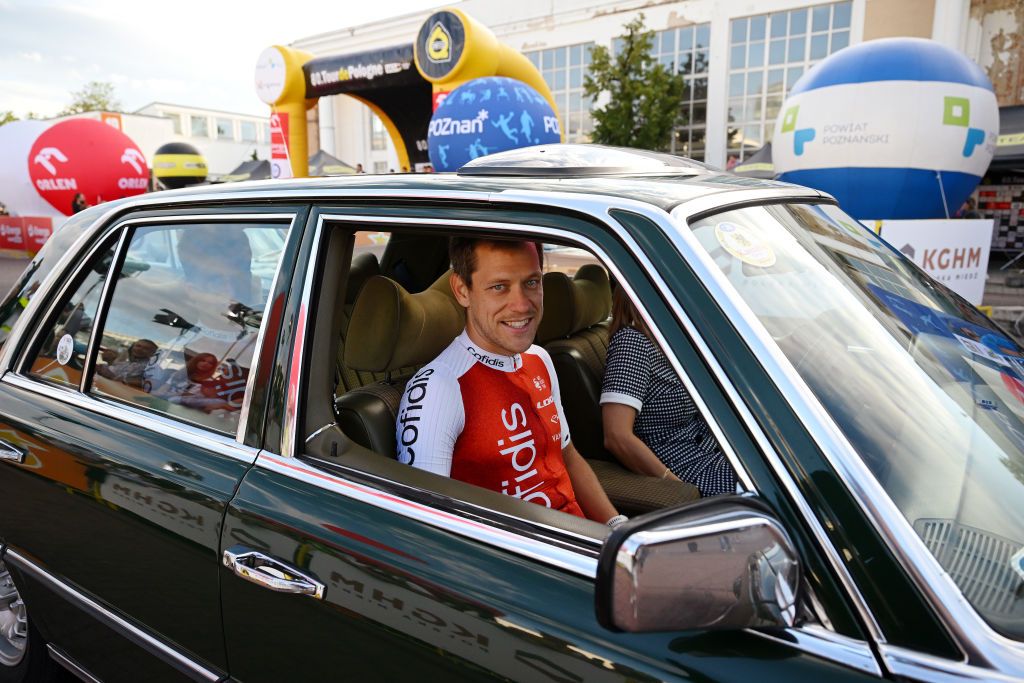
0,207 -> 300,682
218,201 -> 886,681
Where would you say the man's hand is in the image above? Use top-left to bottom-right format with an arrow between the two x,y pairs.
562,442 -> 618,523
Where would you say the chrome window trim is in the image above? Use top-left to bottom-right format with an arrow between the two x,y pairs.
79,228 -> 131,395
281,213 -> 325,459
490,189 -> 885,644
258,452 -> 600,579
3,548 -> 222,682
750,625 -> 881,676
666,198 -> 1024,672
7,212 -> 295,446
1,373 -> 259,465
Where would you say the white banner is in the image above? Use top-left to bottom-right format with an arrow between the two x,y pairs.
871,219 -> 994,304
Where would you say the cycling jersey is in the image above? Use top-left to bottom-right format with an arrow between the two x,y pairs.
396,330 -> 582,517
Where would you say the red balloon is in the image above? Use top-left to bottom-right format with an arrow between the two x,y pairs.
27,118 -> 149,215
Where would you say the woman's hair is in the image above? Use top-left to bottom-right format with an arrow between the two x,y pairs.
609,285 -> 651,338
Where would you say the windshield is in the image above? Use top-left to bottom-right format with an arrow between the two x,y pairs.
686,202 -> 1024,639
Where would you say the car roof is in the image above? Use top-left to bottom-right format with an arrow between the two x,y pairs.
143,169 -> 808,212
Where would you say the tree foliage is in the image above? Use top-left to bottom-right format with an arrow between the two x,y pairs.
0,111 -> 17,127
583,14 -> 685,151
58,81 -> 122,116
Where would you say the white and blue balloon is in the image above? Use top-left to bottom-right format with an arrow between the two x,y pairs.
772,38 -> 998,219
427,76 -> 561,172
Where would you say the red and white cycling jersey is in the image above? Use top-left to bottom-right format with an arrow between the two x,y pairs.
396,330 -> 583,517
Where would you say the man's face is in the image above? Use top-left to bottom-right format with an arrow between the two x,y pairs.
452,243 -> 543,357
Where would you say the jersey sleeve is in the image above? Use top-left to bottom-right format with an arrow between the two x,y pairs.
395,365 -> 464,476
534,346 -> 571,449
600,327 -> 652,412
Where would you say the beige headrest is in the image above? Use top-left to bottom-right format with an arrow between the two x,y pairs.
536,264 -> 612,343
345,270 -> 465,372
345,252 -> 381,305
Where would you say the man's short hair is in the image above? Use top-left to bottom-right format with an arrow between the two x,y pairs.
449,237 -> 544,287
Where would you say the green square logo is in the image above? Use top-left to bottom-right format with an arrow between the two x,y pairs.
943,96 -> 970,127
781,106 -> 799,133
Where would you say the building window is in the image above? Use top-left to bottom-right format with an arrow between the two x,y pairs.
727,1 -> 852,162
652,23 -> 711,160
240,121 -> 257,142
163,112 -> 182,135
261,123 -> 270,143
370,115 -> 387,151
216,118 -> 234,140
373,161 -> 388,174
525,42 -> 594,143
191,116 -> 209,138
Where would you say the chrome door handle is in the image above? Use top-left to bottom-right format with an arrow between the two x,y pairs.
0,439 -> 24,464
222,545 -> 324,599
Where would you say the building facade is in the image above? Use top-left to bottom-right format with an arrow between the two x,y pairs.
293,0 -> 1022,170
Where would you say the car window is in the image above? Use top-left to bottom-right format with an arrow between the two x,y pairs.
24,239 -> 117,388
90,222 -> 287,435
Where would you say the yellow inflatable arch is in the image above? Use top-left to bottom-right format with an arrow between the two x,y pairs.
255,7 -> 561,177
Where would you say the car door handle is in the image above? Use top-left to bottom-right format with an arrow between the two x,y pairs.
0,439 -> 24,464
222,545 -> 325,600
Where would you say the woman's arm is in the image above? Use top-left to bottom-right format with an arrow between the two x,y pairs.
602,403 -> 679,480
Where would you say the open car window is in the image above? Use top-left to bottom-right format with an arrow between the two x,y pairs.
301,221 -> 740,544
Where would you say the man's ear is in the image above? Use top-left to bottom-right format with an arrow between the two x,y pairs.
450,271 -> 471,307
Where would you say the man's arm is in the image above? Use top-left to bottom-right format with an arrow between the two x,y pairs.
396,367 -> 463,476
562,442 -> 618,523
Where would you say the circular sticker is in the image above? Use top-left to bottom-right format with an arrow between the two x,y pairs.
56,333 -> 74,365
715,221 -> 776,267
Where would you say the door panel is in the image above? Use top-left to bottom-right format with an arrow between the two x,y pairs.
220,456 -> 878,682
0,381 -> 248,680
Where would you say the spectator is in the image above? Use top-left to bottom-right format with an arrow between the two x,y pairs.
0,202 -> 8,216
355,163 -> 366,174
959,197 -> 981,219
71,193 -> 90,214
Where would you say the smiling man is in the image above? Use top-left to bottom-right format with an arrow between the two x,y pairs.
396,237 -> 622,525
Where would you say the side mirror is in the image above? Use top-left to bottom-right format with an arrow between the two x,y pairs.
596,496 -> 801,633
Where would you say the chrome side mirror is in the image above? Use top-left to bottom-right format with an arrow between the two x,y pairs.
596,496 -> 801,632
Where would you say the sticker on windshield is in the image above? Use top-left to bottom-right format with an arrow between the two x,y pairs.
56,334 -> 74,365
715,222 -> 776,267
1012,547 -> 1024,583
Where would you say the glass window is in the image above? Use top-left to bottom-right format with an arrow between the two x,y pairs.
163,112 -> 182,135
91,223 -> 288,435
524,41 -> 595,144
260,123 -> 270,142
686,202 -> 1024,641
370,114 -> 387,151
190,116 -> 209,138
240,121 -> 257,142
728,1 -> 855,161
26,240 -> 117,388
216,118 -> 233,140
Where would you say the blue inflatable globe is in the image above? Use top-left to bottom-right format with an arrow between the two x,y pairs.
428,77 -> 561,172
772,38 -> 998,219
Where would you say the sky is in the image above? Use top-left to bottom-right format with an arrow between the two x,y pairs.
0,0 -> 450,118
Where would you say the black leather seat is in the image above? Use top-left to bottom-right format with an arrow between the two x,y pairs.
538,265 -> 701,514
334,270 -> 464,457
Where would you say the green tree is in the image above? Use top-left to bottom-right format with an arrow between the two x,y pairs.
583,14 -> 685,151
0,111 -> 17,127
58,80 -> 122,116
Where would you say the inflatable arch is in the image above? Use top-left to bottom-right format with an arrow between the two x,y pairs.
255,7 -> 561,177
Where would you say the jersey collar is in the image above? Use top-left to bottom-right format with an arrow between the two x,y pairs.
458,329 -> 522,372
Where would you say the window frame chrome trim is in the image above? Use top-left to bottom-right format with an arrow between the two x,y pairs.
3,548 -> 222,682
878,644 -> 1024,683
79,227 -> 131,395
666,198 -> 1024,673
1,373 -> 260,465
8,212 -> 296,447
749,624 -> 882,677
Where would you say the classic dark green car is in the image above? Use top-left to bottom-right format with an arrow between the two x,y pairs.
0,146 -> 1022,682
